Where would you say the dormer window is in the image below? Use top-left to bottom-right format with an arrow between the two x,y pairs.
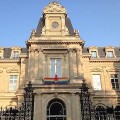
0,48 -> 4,58
10,47 -> 21,59
91,51 -> 97,58
13,51 -> 19,58
106,51 -> 114,58
105,46 -> 115,58
89,46 -> 99,58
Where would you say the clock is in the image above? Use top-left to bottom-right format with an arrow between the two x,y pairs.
52,22 -> 59,28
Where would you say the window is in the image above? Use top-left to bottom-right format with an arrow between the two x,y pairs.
9,75 -> 18,91
13,51 -> 19,58
92,74 -> 102,90
91,51 -> 97,58
111,74 -> 119,90
50,58 -> 62,77
47,99 -> 66,120
106,51 -> 114,58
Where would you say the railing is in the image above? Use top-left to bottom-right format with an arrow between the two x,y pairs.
80,80 -> 120,120
0,80 -> 120,120
0,82 -> 34,120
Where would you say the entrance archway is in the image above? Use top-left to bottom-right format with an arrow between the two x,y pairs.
47,98 -> 66,120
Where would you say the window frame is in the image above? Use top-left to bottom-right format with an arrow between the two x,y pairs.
110,74 -> 119,90
91,51 -> 97,58
12,51 -> 19,58
8,75 -> 18,92
49,58 -> 62,78
105,46 -> 116,58
106,51 -> 114,58
89,47 -> 99,58
92,74 -> 102,90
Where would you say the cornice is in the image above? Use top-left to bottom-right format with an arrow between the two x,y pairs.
26,40 -> 84,46
90,58 -> 120,62
19,53 -> 28,58
82,53 -> 91,58
0,59 -> 20,63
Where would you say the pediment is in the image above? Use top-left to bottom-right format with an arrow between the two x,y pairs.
43,2 -> 67,14
6,68 -> 20,73
91,68 -> 103,72
106,68 -> 120,72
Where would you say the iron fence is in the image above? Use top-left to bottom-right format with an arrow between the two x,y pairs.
0,82 -> 34,120
0,80 -> 120,120
80,80 -> 120,120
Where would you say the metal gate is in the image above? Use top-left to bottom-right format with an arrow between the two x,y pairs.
0,82 -> 34,120
80,80 -> 120,120
0,81 -> 120,120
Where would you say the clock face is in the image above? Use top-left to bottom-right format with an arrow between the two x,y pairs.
52,22 -> 59,28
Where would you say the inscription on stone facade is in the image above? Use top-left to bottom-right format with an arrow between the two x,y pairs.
41,45 -> 68,49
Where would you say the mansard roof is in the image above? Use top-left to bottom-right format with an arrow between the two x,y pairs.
35,17 -> 74,37
83,47 -> 120,58
3,48 -> 28,58
0,47 -> 119,59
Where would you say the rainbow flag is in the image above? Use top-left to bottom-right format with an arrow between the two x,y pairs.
44,77 -> 69,84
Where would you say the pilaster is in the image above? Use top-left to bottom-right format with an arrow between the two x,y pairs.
38,49 -> 43,82
76,48 -> 82,77
71,93 -> 76,120
34,93 -> 42,120
69,49 -> 73,78
29,48 -> 35,80
34,49 -> 39,80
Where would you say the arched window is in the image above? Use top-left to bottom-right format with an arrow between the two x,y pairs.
47,98 -> 66,120
115,106 -> 120,119
95,105 -> 107,120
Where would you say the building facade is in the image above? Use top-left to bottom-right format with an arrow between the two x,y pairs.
0,1 -> 120,120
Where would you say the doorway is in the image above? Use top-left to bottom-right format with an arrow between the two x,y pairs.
47,98 -> 66,120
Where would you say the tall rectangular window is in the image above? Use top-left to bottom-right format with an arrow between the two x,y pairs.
13,51 -> 19,58
111,74 -> 119,90
9,75 -> 18,91
106,51 -> 114,58
91,51 -> 97,58
50,58 -> 62,77
92,74 -> 102,90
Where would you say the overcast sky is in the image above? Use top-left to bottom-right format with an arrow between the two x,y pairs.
0,0 -> 120,47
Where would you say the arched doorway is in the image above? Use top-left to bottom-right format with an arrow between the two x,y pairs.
47,98 -> 66,120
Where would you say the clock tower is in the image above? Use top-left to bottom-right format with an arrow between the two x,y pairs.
41,1 -> 69,36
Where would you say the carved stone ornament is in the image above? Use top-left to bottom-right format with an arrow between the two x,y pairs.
43,1 -> 67,14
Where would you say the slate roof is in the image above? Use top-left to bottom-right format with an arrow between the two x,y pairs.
83,47 -> 120,58
3,48 -> 28,58
1,47 -> 120,58
35,17 -> 74,36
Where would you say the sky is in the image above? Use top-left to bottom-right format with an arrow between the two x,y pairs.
0,0 -> 120,47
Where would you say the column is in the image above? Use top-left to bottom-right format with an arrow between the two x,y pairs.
34,49 -> 39,80
76,48 -> 81,77
63,54 -> 67,77
29,48 -> 35,80
71,93 -> 76,120
73,49 -> 77,77
34,93 -> 42,120
38,49 -> 43,81
69,49 -> 73,78
44,54 -> 48,77
20,57 -> 26,87
76,94 -> 82,120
